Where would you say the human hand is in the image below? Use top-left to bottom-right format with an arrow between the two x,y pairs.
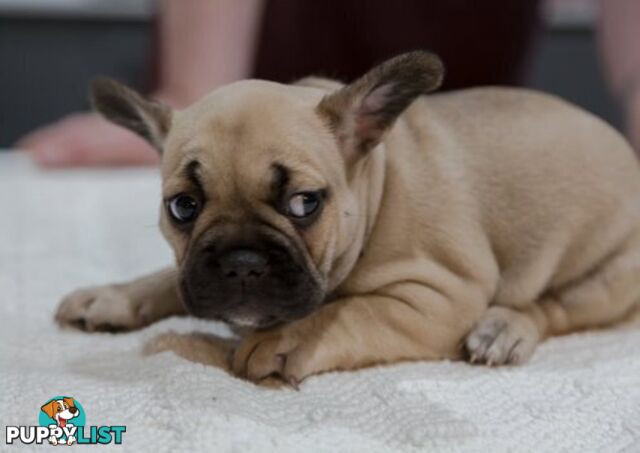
15,110 -> 159,167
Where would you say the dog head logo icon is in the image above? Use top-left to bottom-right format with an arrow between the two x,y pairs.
41,397 -> 79,429
39,396 -> 85,446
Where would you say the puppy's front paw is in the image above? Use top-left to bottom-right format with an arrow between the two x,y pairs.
48,435 -> 58,445
56,285 -> 149,332
231,320 -> 328,388
66,435 -> 76,445
465,306 -> 540,366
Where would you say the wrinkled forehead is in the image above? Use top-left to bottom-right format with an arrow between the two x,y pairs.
160,80 -> 340,196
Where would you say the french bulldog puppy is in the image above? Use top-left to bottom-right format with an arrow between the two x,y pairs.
56,51 -> 640,385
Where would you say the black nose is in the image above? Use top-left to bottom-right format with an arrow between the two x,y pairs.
69,407 -> 78,414
218,248 -> 269,280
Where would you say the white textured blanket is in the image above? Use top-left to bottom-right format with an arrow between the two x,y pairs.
1,152 -> 639,452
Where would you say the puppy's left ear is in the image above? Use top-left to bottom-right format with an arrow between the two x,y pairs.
316,51 -> 444,164
63,397 -> 75,408
90,78 -> 172,153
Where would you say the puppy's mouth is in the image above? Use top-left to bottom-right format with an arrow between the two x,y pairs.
179,275 -> 320,329
220,313 -> 279,329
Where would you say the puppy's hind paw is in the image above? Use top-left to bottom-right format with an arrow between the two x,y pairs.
465,306 -> 540,366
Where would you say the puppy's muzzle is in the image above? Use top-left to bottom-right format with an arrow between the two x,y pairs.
180,232 -> 324,328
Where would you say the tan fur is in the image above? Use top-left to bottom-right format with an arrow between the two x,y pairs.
57,53 -> 640,385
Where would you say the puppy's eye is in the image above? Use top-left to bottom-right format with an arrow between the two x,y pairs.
287,192 -> 321,218
168,194 -> 200,223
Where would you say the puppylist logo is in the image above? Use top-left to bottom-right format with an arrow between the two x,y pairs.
5,396 -> 126,446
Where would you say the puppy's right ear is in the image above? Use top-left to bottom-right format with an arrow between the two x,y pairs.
41,401 -> 56,418
90,78 -> 172,153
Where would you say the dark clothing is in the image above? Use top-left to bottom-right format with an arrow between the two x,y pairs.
253,0 -> 541,90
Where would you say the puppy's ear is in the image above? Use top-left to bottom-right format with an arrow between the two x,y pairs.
316,51 -> 444,164
41,401 -> 56,418
90,77 -> 172,153
63,397 -> 75,408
